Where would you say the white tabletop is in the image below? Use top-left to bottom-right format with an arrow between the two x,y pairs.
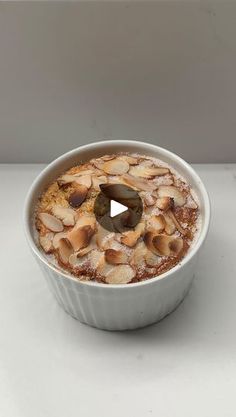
1,164 -> 236,417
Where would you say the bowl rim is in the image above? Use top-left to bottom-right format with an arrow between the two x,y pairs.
23,140 -> 211,290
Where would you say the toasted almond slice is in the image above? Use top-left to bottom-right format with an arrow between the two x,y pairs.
39,232 -> 54,253
158,185 -> 185,207
147,214 -> 166,232
143,231 -> 159,255
52,205 -> 76,226
68,185 -> 88,208
103,158 -> 129,175
97,255 -> 114,276
38,212 -> 64,232
69,253 -> 88,267
163,212 -> 176,235
120,230 -> 140,247
118,155 -> 138,165
88,249 -> 104,270
105,249 -> 128,265
143,194 -> 156,206
92,175 -> 107,191
101,155 -> 116,161
156,196 -> 173,211
58,238 -> 73,264
76,235 -> 97,256
130,241 -> 147,268
73,169 -> 94,176
145,250 -> 160,267
91,159 -> 105,170
57,174 -> 78,186
53,231 -> 68,249
67,225 -> 94,251
129,166 -> 169,178
120,221 -> 145,247
74,175 -> 91,189
74,214 -> 96,229
152,234 -> 183,256
105,265 -> 135,284
96,221 -> 115,250
166,210 -> 187,235
122,174 -> 157,192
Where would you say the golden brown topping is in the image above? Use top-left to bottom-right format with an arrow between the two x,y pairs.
105,265 -> 135,284
52,205 -> 76,226
156,196 -> 173,211
58,238 -> 73,264
158,186 -> 185,207
39,233 -> 54,253
68,185 -> 88,208
105,249 -> 128,265
152,234 -> 183,256
129,166 -> 169,178
38,212 -> 64,232
122,174 -> 157,192
103,158 -> 130,175
67,225 -> 94,251
147,214 -> 166,233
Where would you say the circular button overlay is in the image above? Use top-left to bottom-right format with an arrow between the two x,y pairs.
94,184 -> 143,233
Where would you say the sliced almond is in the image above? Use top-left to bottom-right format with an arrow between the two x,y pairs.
39,232 -> 54,253
97,255 -> 114,276
101,155 -> 116,161
120,221 -> 145,247
143,194 -> 156,207
105,265 -> 135,284
103,158 -> 129,175
152,234 -> 183,256
156,197 -> 173,211
143,231 -> 159,255
129,166 -> 169,178
74,174 -> 91,189
52,205 -> 76,226
38,212 -> 64,232
69,253 -> 88,268
92,175 -> 107,191
130,241 -> 147,268
88,249 -> 104,270
76,235 -> 97,257
68,185 -> 88,208
118,155 -> 138,165
158,185 -> 185,207
91,159 -> 105,170
58,238 -> 73,264
147,214 -> 166,233
96,221 -> 115,250
105,249 -> 128,265
73,169 -> 94,176
53,231 -> 68,249
163,212 -> 176,235
74,214 -> 96,230
122,174 -> 157,192
67,225 -> 94,251
166,210 -> 187,235
145,250 -> 160,267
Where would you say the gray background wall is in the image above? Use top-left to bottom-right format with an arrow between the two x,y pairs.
0,1 -> 236,163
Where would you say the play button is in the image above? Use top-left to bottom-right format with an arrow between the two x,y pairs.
110,200 -> 127,218
94,183 -> 143,232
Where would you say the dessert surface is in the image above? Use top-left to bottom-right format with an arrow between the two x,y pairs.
35,153 -> 200,284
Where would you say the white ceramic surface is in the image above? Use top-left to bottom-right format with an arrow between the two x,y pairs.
23,141 -> 210,330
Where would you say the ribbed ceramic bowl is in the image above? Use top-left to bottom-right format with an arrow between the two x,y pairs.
24,140 -> 210,330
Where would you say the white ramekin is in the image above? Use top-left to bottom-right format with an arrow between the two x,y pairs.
24,140 -> 210,330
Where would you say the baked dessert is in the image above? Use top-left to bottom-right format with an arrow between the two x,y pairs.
35,153 -> 200,284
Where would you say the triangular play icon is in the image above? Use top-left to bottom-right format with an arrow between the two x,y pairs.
110,200 -> 127,218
